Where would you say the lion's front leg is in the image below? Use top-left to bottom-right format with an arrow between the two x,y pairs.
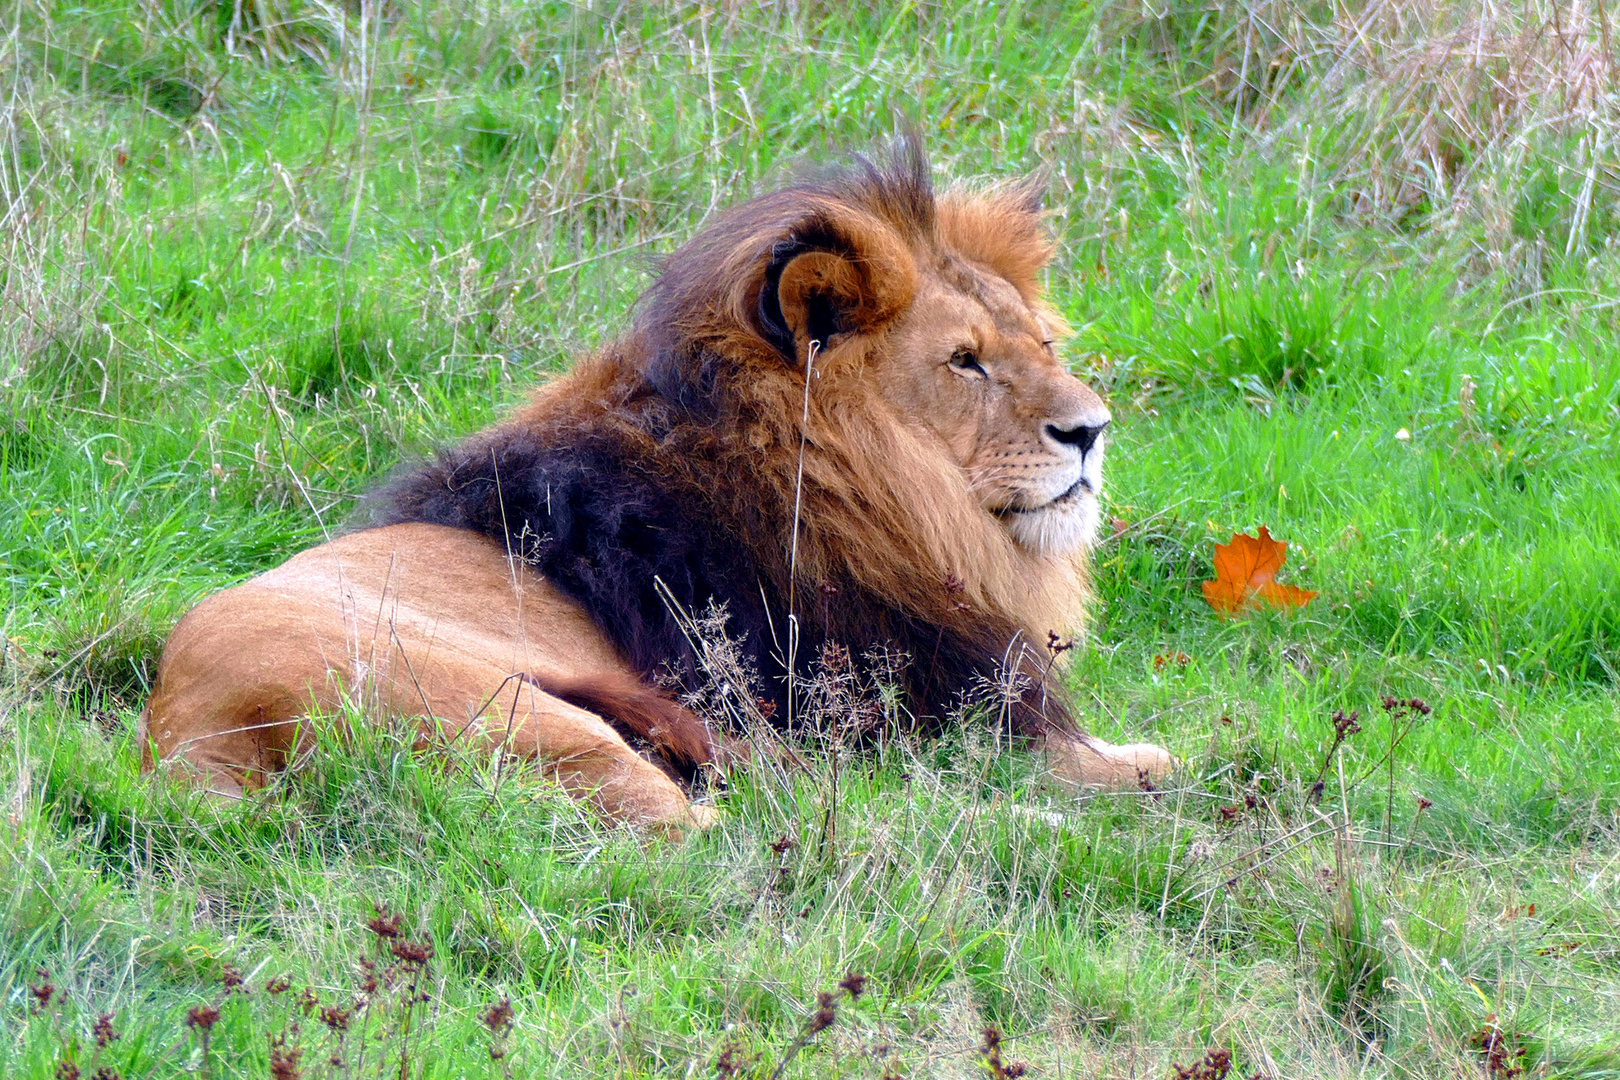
437,670 -> 712,836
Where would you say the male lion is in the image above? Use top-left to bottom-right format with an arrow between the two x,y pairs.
140,144 -> 1171,831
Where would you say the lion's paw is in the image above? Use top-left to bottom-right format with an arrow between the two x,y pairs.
1047,734 -> 1174,791
686,802 -> 722,829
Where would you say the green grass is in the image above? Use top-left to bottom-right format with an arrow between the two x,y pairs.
3,1 -> 1619,1076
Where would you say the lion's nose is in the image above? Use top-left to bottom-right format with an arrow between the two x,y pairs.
1046,420 -> 1109,455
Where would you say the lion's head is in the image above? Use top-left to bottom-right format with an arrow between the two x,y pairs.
378,142 -> 1106,738
849,197 -> 1111,556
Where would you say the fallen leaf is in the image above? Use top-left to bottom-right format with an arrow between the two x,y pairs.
1202,526 -> 1318,616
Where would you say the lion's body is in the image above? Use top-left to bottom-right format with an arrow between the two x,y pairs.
141,144 -> 1171,830
141,523 -> 711,825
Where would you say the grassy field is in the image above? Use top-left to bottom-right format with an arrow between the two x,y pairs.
4,0 -> 1620,1076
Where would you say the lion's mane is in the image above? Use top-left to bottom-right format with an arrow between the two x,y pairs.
369,144 -> 1089,773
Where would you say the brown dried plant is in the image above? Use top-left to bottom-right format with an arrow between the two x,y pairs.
1170,1047 -> 1232,1080
761,972 -> 868,1080
978,1026 -> 1028,1079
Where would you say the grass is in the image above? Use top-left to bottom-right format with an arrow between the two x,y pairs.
3,0 -> 1619,1076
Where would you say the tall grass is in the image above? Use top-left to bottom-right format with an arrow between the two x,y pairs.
3,1 -> 1618,1076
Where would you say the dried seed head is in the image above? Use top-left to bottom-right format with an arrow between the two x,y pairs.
30,970 -> 55,1011
92,1013 -> 119,1048
1171,1047 -> 1233,1080
713,1041 -> 755,1078
185,1005 -> 219,1032
220,964 -> 246,994
481,998 -> 514,1034
318,1005 -> 351,1032
1381,695 -> 1431,719
389,938 -> 433,966
979,1026 -> 1028,1079
1136,767 -> 1160,796
266,974 -> 292,995
54,1061 -> 80,1080
366,906 -> 404,940
268,1036 -> 302,1080
837,972 -> 868,999
1471,1023 -> 1526,1079
818,642 -> 851,672
807,991 -> 838,1035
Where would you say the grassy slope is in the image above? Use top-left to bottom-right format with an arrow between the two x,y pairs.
3,1 -> 1619,1076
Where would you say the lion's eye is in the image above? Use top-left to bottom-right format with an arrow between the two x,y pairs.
949,348 -> 986,377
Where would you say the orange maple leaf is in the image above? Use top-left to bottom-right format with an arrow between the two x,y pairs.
1202,526 -> 1318,616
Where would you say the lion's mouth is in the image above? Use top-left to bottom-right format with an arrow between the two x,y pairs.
995,478 -> 1093,517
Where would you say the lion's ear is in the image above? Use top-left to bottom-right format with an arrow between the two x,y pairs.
769,247 -> 863,365
754,219 -> 916,365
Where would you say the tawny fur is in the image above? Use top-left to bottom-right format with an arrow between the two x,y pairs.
140,525 -> 712,829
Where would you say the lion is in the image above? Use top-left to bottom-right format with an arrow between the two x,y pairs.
139,143 -> 1172,832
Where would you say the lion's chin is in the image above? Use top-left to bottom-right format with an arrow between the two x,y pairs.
1004,494 -> 1101,555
